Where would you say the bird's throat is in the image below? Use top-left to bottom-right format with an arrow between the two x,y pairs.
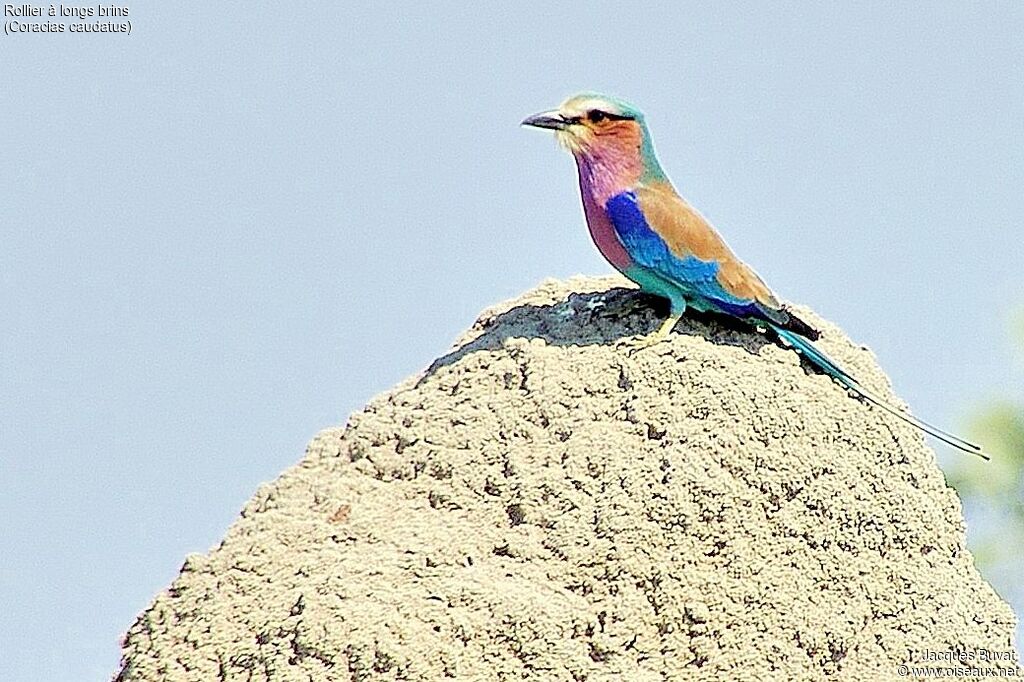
574,150 -> 644,207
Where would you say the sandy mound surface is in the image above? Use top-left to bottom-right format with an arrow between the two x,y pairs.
116,276 -> 1018,681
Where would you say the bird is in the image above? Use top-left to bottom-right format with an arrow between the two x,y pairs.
522,92 -> 987,459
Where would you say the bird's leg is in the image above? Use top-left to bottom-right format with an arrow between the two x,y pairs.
620,304 -> 685,353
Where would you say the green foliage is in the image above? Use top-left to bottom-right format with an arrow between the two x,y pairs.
947,319 -> 1024,646
950,403 -> 1024,500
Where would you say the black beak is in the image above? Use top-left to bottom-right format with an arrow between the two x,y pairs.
521,111 -> 567,130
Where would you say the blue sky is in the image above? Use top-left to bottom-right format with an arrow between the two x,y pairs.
2,3 -> 1022,679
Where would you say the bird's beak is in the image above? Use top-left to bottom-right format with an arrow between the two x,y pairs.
521,111 -> 567,130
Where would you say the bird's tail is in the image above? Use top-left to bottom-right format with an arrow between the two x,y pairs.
772,327 -> 988,460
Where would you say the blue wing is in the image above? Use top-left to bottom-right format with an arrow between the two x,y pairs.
605,190 -> 763,318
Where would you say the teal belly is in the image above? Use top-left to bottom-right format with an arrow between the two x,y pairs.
623,265 -> 708,314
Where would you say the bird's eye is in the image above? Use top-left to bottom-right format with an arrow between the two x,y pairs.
587,109 -> 608,123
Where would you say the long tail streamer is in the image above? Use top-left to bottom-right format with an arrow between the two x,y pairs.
773,327 -> 988,460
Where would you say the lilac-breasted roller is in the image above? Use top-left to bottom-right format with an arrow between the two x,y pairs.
523,92 -> 986,458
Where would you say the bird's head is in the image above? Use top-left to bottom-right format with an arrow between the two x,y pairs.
522,93 -> 665,183
522,93 -> 643,154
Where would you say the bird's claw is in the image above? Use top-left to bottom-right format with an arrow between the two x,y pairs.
618,332 -> 666,356
617,311 -> 683,355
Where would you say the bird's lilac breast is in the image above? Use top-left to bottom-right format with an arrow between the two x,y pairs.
577,173 -> 634,273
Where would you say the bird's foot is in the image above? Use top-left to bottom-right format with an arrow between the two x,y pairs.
619,333 -> 667,355
617,311 -> 683,355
